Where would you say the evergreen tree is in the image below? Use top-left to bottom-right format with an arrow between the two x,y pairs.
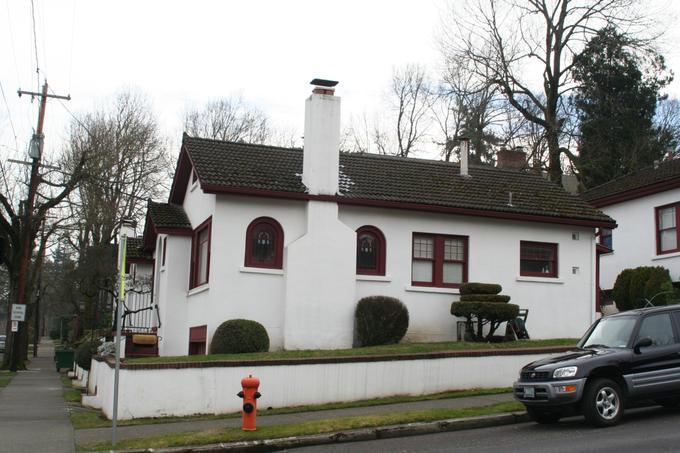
573,26 -> 672,188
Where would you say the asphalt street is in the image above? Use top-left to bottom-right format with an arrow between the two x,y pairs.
291,406 -> 680,453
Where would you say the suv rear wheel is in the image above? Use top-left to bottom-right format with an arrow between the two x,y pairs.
526,406 -> 561,424
581,378 -> 624,427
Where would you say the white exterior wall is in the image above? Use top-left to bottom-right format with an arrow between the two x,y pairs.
599,188 -> 680,290
340,206 -> 596,340
154,193 -> 596,354
86,351 -> 556,420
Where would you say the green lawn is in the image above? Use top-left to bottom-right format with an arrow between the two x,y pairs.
127,338 -> 576,364
79,401 -> 524,451
0,372 -> 16,388
70,387 -> 512,429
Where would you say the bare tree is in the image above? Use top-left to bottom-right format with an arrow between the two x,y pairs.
185,96 -> 271,144
391,64 -> 434,157
1,142 -> 87,369
655,98 -> 680,155
66,90 -> 171,250
441,0 -> 650,181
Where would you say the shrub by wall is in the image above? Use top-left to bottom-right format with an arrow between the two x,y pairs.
355,296 -> 409,347
75,341 -> 99,370
209,319 -> 270,354
459,283 -> 502,295
613,266 -> 674,311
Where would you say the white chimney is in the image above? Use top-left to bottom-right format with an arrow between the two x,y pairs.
303,79 -> 341,196
459,135 -> 470,177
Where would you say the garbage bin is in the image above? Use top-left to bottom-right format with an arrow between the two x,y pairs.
54,349 -> 74,372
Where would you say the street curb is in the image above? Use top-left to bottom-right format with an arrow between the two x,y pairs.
107,411 -> 530,452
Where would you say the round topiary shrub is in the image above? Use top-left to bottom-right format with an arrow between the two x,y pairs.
459,282 -> 502,295
75,341 -> 99,370
209,319 -> 270,354
355,296 -> 409,347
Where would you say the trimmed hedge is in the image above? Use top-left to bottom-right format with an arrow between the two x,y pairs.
459,283 -> 502,295
355,296 -> 409,347
209,319 -> 270,354
459,294 -> 511,303
451,302 -> 519,321
75,341 -> 99,370
613,266 -> 674,311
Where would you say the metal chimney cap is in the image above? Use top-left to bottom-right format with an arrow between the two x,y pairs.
310,79 -> 338,87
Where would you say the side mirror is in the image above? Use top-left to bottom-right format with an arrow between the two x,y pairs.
634,337 -> 653,354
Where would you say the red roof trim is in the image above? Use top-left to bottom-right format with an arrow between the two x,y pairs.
202,184 -> 616,228
587,178 -> 680,208
156,227 -> 193,236
127,257 -> 153,265
169,141 -> 197,205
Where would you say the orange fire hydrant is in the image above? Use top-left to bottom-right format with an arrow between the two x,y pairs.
237,375 -> 261,431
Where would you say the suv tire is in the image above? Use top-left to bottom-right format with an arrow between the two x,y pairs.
581,378 -> 624,427
526,406 -> 561,424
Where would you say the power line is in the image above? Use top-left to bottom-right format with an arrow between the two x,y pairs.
0,78 -> 19,151
29,0 -> 40,87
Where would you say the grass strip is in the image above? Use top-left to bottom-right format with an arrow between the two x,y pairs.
0,371 -> 16,388
127,338 -> 576,364
79,401 -> 524,451
70,387 -> 511,429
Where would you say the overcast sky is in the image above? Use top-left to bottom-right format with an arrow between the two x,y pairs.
1,0 -> 679,166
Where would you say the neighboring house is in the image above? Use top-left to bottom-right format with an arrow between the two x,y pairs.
129,80 -> 614,356
583,159 -> 680,295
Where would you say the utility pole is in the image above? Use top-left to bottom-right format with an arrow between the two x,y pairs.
33,221 -> 47,357
8,81 -> 70,371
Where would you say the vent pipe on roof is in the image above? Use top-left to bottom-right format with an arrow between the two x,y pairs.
459,134 -> 470,177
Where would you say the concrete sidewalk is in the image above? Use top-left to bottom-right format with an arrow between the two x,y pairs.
0,339 -> 75,453
74,391 -> 515,445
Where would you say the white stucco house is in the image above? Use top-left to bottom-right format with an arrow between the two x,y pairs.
125,80 -> 615,357
582,159 -> 680,297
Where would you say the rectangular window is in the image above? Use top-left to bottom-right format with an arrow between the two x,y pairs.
657,203 -> 680,254
190,217 -> 211,289
520,241 -> 558,278
599,228 -> 613,250
161,236 -> 168,267
412,234 -> 467,288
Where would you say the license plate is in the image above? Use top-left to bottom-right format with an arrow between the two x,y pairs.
524,387 -> 535,398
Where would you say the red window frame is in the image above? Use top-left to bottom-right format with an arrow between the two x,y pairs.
356,226 -> 386,275
599,228 -> 613,251
656,202 -> 680,255
244,217 -> 284,269
411,233 -> 468,288
520,241 -> 558,278
189,217 -> 212,289
188,325 -> 207,355
161,236 -> 168,267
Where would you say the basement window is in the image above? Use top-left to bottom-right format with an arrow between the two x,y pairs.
188,325 -> 207,355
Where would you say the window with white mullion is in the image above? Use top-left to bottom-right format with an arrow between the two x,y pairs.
412,236 -> 434,284
658,205 -> 678,253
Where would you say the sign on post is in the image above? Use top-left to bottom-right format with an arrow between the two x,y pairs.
11,304 -> 26,322
11,321 -> 18,332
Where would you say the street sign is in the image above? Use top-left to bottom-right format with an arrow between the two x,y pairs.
11,304 -> 26,322
11,321 -> 18,332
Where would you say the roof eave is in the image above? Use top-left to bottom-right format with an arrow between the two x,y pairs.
202,184 -> 616,229
585,177 -> 680,208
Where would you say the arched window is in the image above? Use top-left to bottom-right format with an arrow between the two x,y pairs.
245,217 -> 284,269
356,226 -> 386,275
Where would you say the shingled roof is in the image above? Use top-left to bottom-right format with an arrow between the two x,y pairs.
147,200 -> 191,230
174,135 -> 614,228
582,159 -> 680,207
126,237 -> 152,261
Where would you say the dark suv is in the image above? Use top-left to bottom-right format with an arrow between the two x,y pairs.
514,305 -> 680,427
